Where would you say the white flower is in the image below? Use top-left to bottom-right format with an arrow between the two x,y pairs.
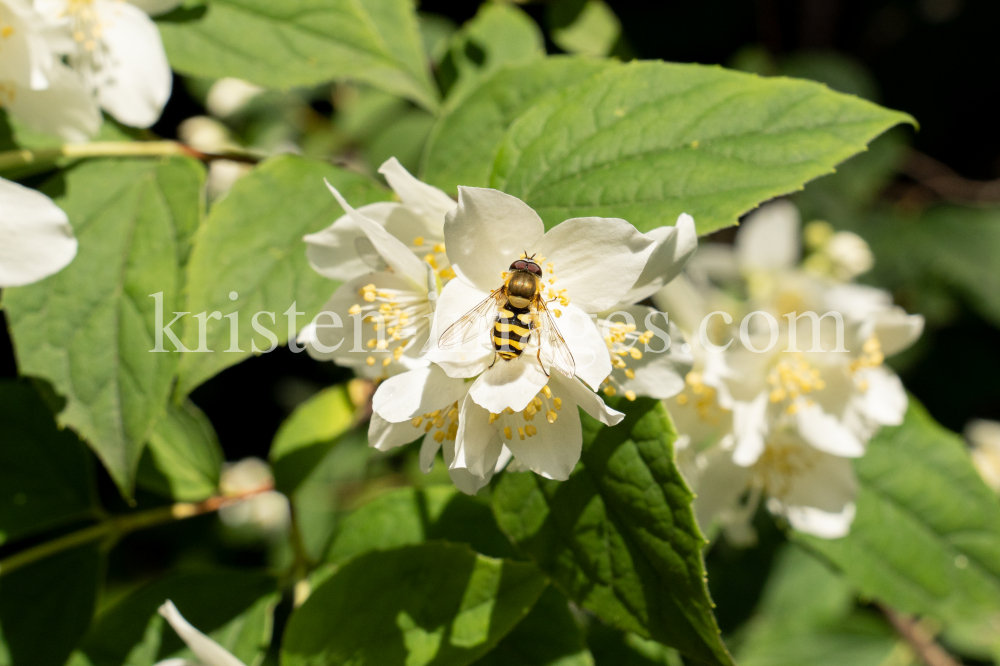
304,157 -> 457,283
216,458 -> 290,538
0,176 -> 77,287
205,77 -> 264,118
300,159 -> 451,379
369,362 -> 623,489
36,0 -> 178,128
657,200 -> 923,541
966,419 -> 1000,493
155,600 -> 247,666
426,187 -> 658,410
0,0 -> 101,141
687,428 -> 858,542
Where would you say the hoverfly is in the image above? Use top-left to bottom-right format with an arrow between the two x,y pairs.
438,254 -> 575,378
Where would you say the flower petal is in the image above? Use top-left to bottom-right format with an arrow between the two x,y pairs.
305,201 -> 435,282
557,303 -> 610,390
537,217 -> 656,313
372,364 -> 470,423
423,277 -> 494,377
871,309 -> 924,357
444,187 -> 544,292
378,157 -> 455,230
368,412 -> 422,452
3,63 -> 102,143
0,177 -> 78,287
795,401 -> 865,457
552,372 -> 623,426
419,432 -> 441,473
732,392 -> 769,466
92,1 -> 172,127
503,389 -> 583,481
157,600 -> 247,666
736,200 -> 801,271
469,356 -> 549,414
852,366 -> 907,427
324,181 -> 428,288
128,0 -> 184,16
617,213 -> 698,306
453,393 -> 505,479
441,437 -> 494,495
602,306 -> 692,399
783,503 -> 856,539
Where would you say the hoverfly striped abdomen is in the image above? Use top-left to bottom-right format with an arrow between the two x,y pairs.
493,305 -> 533,360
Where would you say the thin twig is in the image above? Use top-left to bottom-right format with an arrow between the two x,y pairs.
879,604 -> 963,666
0,141 -> 264,173
0,482 -> 273,578
902,149 -> 1000,206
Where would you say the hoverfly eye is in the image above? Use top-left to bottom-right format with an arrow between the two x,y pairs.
511,260 -> 527,270
527,262 -> 542,275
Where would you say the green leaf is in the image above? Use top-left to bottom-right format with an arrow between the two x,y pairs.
491,398 -> 732,666
473,586 -> 593,666
283,543 -> 547,666
3,157 -> 205,497
587,626 -> 683,666
548,0 -> 622,58
734,546 -> 903,666
0,544 -> 102,666
796,399 -> 1000,629
326,485 -> 517,564
136,399 -> 223,501
174,155 -> 390,398
0,381 -> 97,546
271,385 -> 356,493
439,3 -> 545,107
489,61 -> 914,235
158,0 -> 439,112
80,569 -> 277,666
422,56 -> 614,195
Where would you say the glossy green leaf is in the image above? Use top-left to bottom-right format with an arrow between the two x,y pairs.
271,385 -> 356,493
0,381 -> 97,546
548,0 -> 622,58
326,485 -> 517,564
137,399 -> 223,501
473,586 -> 593,666
587,626 -> 683,666
3,158 -> 204,497
80,570 -> 277,666
735,546 -> 903,666
158,0 -> 439,112
491,398 -> 732,666
0,544 -> 102,666
283,543 -> 547,666
797,400 -> 1000,629
439,3 -> 545,107
422,57 -> 614,195
489,61 -> 914,235
174,156 -> 390,398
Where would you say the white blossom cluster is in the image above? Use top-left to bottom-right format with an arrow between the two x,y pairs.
656,201 -> 924,542
301,158 -> 697,494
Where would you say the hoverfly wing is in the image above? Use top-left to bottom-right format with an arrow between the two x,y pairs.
535,299 -> 576,379
437,287 -> 505,349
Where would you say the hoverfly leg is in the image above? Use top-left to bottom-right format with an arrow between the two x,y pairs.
536,349 -> 550,377
489,352 -> 499,369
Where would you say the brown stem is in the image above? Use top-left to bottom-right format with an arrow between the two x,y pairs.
901,149 -> 1000,206
879,604 -> 963,666
0,482 -> 273,578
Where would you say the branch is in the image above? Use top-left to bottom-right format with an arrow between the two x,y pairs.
879,604 -> 963,666
0,482 -> 273,578
0,141 -> 264,173
902,149 -> 1000,206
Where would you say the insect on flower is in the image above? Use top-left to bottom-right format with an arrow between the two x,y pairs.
437,252 -> 576,379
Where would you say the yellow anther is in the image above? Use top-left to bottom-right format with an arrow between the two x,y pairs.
532,396 -> 543,409
363,292 -> 376,302
411,417 -> 423,428
366,339 -> 376,348
517,427 -> 526,441
488,412 -> 499,424
433,243 -> 446,253
554,309 -> 562,318
542,386 -> 552,399
676,394 -> 689,405
625,390 -> 637,401
629,348 -> 643,360
2,26 -> 15,37
624,369 -> 636,380
504,426 -> 513,440
366,356 -> 376,366
376,339 -> 388,350
525,425 -> 537,437
424,253 -> 438,268
553,397 -> 562,410
503,407 -> 514,415
382,357 -> 391,366
546,410 -> 558,424
434,431 -> 445,443
546,263 -> 554,273
548,277 -> 558,284
413,236 -> 424,247
349,304 -> 362,315
603,386 -> 617,397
